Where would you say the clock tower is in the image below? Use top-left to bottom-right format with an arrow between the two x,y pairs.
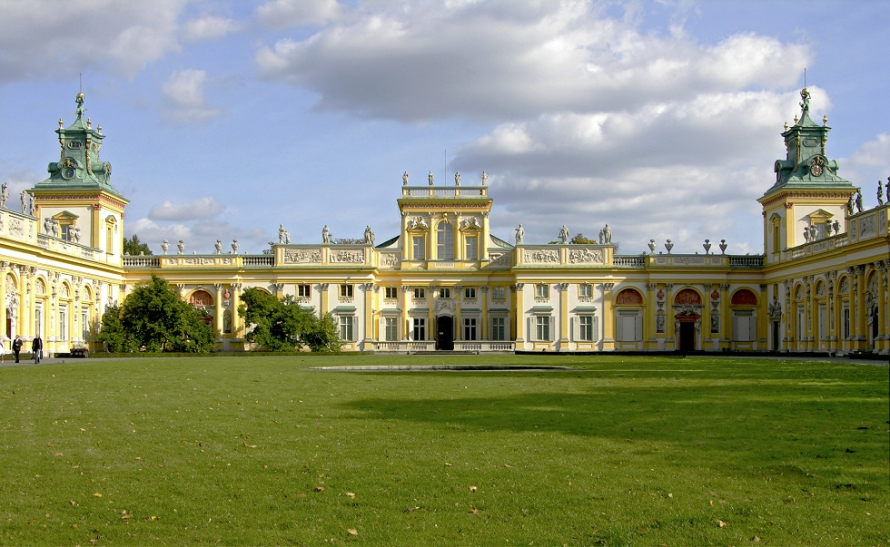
30,93 -> 129,264
758,88 -> 856,263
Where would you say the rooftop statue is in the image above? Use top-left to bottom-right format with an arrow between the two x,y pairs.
402,171 -> 408,185
515,224 -> 524,245
0,183 -> 7,208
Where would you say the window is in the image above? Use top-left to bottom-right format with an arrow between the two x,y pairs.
438,287 -> 451,299
464,287 -> 476,300
437,222 -> 453,260
340,284 -> 353,298
535,284 -> 549,299
579,316 -> 594,341
465,236 -> 478,260
535,316 -> 551,341
338,316 -> 354,341
59,308 -> 68,341
413,287 -> 425,299
616,311 -> 641,342
34,304 -> 43,339
842,307 -> 850,339
492,287 -> 506,300
385,317 -> 398,341
413,236 -> 425,260
81,305 -> 90,340
413,318 -> 426,340
732,311 -> 756,342
385,287 -> 398,299
491,317 -> 506,341
463,317 -> 477,341
298,284 -> 311,298
579,284 -> 592,298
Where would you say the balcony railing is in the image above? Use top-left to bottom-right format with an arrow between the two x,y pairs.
613,255 -> 646,267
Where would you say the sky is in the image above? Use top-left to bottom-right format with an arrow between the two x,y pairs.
1,0 -> 888,256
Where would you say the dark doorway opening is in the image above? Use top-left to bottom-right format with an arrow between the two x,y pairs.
678,321 -> 696,352
871,307 -> 879,349
771,321 -> 780,351
436,316 -> 454,350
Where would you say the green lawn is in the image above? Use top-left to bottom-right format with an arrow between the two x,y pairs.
0,355 -> 887,545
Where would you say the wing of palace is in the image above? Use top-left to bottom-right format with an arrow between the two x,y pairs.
1,90 -> 888,355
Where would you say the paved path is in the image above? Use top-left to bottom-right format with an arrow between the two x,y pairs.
1,354 -> 885,368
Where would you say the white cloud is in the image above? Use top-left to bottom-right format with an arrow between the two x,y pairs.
127,216 -> 267,255
150,196 -> 223,221
841,133 -> 890,208
0,0 -> 185,82
183,14 -> 241,41
161,69 -> 221,124
254,2 -> 810,122
256,0 -> 342,29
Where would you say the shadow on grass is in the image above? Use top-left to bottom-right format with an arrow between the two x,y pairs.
339,380 -> 887,489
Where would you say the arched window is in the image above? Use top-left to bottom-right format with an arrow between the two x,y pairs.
437,222 -> 453,260
615,288 -> 643,343
731,289 -> 758,343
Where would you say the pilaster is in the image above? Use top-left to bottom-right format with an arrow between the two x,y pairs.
855,266 -> 866,350
719,284 -> 730,351
0,262 -> 8,338
480,286 -> 489,340
513,284 -> 525,345
664,283 -> 675,350
558,283 -> 569,346
214,284 -> 224,338
17,266 -> 28,339
600,283 -> 614,350
231,283 -> 242,339
645,283 -> 658,350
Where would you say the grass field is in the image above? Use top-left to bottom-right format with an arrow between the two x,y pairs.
0,354 -> 887,546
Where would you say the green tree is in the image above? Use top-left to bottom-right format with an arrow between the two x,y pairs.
123,234 -> 152,256
117,275 -> 214,352
239,288 -> 341,352
97,303 -> 136,353
570,233 -> 597,244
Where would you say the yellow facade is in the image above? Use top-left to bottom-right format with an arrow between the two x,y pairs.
1,92 -> 888,356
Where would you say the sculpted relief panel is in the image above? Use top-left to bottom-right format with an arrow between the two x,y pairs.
380,253 -> 400,268
284,249 -> 322,264
524,249 -> 559,263
568,248 -> 604,264
330,250 -> 364,264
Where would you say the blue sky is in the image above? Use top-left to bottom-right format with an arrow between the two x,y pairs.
2,0 -> 888,255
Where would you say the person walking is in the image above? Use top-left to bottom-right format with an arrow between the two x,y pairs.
32,334 -> 42,364
12,335 -> 22,363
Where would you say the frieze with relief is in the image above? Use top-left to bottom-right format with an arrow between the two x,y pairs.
524,249 -> 559,263
568,248 -> 604,264
380,253 -> 400,267
283,249 -> 322,263
9,217 -> 25,239
489,252 -> 511,267
330,250 -> 365,264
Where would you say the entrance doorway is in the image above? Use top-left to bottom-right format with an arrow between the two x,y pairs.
771,321 -> 780,351
436,316 -> 454,350
678,322 -> 695,352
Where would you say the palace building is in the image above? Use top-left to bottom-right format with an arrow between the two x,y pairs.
1,90 -> 888,356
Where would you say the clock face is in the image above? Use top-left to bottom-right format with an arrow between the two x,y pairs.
810,156 -> 825,177
62,167 -> 75,179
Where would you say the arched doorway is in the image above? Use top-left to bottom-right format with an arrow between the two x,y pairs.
436,316 -> 454,350
673,289 -> 702,352
676,312 -> 698,352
